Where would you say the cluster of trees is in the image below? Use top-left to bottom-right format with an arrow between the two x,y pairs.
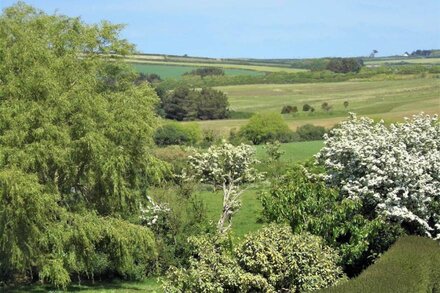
261,113 -> 440,276
161,86 -> 229,121
281,105 -> 298,114
326,58 -> 364,73
183,66 -> 225,77
282,101 -> 349,114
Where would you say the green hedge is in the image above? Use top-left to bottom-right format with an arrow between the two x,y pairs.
321,236 -> 440,293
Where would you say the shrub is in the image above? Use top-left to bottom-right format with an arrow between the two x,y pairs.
239,113 -> 293,144
259,166 -> 403,275
303,103 -> 312,111
297,124 -> 326,140
164,235 -> 272,292
154,122 -> 201,146
165,226 -> 345,292
322,236 -> 440,293
316,113 -> 440,239
281,105 -> 294,114
236,225 -> 345,292
140,190 -> 212,272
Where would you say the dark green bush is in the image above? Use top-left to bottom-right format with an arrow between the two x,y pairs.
297,124 -> 326,140
154,123 -> 201,146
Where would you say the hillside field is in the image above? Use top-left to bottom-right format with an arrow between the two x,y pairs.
131,62 -> 263,79
183,77 -> 440,135
127,58 -> 307,73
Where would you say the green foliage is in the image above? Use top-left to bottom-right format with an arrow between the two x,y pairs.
321,236 -> 440,293
161,86 -> 229,121
259,166 -> 403,276
303,103 -> 312,111
0,169 -> 158,288
0,169 -> 60,280
297,124 -> 326,141
165,225 -> 344,292
263,141 -> 284,162
164,235 -> 272,292
237,225 -> 345,292
197,87 -> 229,120
143,189 -> 213,273
162,86 -> 199,121
154,122 -> 201,146
239,113 -> 293,144
183,66 -> 225,78
0,3 -> 162,286
326,58 -> 364,73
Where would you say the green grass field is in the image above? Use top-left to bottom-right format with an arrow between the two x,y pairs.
8,278 -> 163,292
126,58 -> 307,73
200,141 -> 324,239
321,236 -> 440,293
131,62 -> 263,79
184,77 -> 440,135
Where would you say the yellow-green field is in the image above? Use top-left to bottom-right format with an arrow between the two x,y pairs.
182,77 -> 440,134
125,56 -> 306,73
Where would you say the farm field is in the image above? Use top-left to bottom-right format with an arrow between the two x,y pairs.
365,57 -> 440,65
131,62 -> 263,79
126,58 -> 307,73
184,77 -> 440,135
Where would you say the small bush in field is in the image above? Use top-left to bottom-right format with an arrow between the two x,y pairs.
297,124 -> 326,140
239,113 -> 293,144
154,122 -> 201,146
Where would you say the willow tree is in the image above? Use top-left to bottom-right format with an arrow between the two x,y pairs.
0,3 -> 164,287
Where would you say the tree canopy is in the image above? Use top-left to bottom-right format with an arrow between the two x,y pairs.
0,3 -> 164,286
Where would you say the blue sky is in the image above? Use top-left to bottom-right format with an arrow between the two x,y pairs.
1,0 -> 439,58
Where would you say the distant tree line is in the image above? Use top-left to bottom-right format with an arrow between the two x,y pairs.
326,58 -> 364,73
183,67 -> 225,78
410,50 -> 435,57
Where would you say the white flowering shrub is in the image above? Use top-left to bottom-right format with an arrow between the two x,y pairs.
140,196 -> 171,230
316,113 -> 440,239
187,141 -> 262,233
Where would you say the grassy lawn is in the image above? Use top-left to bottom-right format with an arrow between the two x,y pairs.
321,236 -> 440,293
8,278 -> 163,293
131,62 -> 263,79
183,77 -> 440,135
255,140 -> 324,162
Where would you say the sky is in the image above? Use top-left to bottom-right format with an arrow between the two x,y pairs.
1,0 -> 439,59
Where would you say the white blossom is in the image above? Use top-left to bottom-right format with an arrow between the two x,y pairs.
316,113 -> 440,239
186,140 -> 262,233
